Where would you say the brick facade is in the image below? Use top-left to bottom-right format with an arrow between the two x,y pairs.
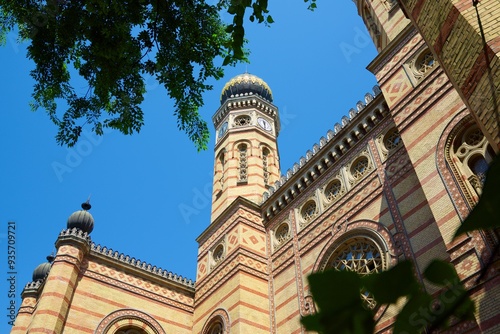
10,1 -> 499,333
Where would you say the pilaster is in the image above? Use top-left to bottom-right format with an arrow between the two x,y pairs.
27,228 -> 90,333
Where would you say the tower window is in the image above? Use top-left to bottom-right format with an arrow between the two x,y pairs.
263,148 -> 270,186
234,115 -> 251,127
238,144 -> 248,183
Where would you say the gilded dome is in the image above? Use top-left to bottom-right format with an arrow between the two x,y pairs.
67,201 -> 94,233
220,73 -> 273,104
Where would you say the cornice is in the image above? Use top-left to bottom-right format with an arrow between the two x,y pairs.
212,94 -> 280,133
196,196 -> 262,245
89,242 -> 196,293
261,88 -> 388,221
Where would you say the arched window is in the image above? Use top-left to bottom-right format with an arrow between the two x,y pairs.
262,147 -> 270,186
116,329 -> 146,334
207,321 -> 223,334
202,310 -> 229,334
237,143 -> 248,183
450,123 -> 494,197
216,150 -> 225,188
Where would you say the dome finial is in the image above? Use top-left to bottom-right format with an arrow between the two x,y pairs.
81,195 -> 91,211
67,199 -> 94,233
46,253 -> 55,263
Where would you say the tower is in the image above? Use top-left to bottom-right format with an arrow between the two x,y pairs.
211,73 -> 281,221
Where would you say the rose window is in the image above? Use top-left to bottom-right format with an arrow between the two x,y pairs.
234,115 -> 251,127
465,128 -> 484,146
212,244 -> 224,264
326,238 -> 384,309
301,201 -> 317,223
275,223 -> 290,245
325,180 -> 342,202
384,129 -> 401,150
351,157 -> 369,180
416,51 -> 436,74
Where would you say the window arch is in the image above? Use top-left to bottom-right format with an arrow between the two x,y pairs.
448,121 -> 494,199
95,309 -> 165,334
202,309 -> 230,334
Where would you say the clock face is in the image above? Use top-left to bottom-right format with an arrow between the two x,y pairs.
257,117 -> 272,131
218,122 -> 228,139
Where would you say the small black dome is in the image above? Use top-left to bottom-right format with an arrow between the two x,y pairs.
67,202 -> 94,233
220,73 -> 273,104
32,255 -> 54,281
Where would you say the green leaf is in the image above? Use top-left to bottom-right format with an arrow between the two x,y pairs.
362,261 -> 418,304
429,289 -> 475,330
308,269 -> 362,312
301,314 -> 323,332
393,292 -> 433,334
303,270 -> 375,334
454,154 -> 500,237
266,15 -> 274,24
424,259 -> 459,287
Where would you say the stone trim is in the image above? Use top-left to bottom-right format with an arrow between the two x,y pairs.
95,308 -> 166,334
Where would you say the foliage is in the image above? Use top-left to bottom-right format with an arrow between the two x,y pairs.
0,0 -> 316,149
302,155 -> 500,333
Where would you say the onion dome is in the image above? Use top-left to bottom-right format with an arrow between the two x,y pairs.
67,201 -> 94,233
32,255 -> 55,281
220,73 -> 273,104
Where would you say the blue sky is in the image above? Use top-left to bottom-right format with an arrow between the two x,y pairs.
0,1 -> 378,330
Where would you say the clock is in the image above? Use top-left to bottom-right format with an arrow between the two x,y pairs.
257,117 -> 272,131
218,122 -> 228,139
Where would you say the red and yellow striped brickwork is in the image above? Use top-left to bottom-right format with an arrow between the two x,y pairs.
400,0 -> 500,149
11,1 -> 499,333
